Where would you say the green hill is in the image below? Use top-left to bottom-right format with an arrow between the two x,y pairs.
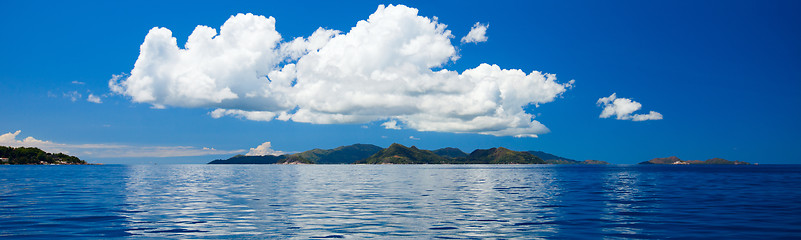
209,154 -> 313,164
207,143 -> 382,164
0,146 -> 87,165
433,147 -> 468,158
357,143 -> 449,164
293,144 -> 382,164
357,144 -> 546,164
467,147 -> 545,164
278,155 -> 314,164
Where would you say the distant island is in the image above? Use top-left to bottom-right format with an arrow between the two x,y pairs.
0,146 -> 88,165
209,143 -> 610,165
639,156 -> 750,165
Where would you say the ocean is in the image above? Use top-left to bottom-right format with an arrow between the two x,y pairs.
1,164 -> 800,239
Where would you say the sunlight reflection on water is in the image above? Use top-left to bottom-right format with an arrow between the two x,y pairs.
1,164 -> 800,239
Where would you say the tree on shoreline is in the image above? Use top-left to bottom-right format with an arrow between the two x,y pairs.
0,146 -> 86,165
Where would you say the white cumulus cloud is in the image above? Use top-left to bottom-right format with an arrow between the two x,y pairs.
246,141 -> 285,156
597,93 -> 663,121
461,22 -> 488,43
0,130 -> 243,158
110,4 -> 573,138
110,13 -> 284,108
209,108 -> 277,122
0,130 -> 52,145
381,120 -> 402,130
87,94 -> 102,103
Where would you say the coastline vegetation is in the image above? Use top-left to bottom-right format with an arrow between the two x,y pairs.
0,146 -> 87,165
210,143 -> 611,165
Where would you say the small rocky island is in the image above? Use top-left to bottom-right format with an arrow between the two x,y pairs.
639,156 -> 750,165
209,143 -> 609,165
0,146 -> 88,165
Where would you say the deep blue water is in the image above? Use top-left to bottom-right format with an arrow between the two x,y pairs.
1,164 -> 800,239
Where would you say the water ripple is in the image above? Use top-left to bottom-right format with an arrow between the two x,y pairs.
1,164 -> 800,238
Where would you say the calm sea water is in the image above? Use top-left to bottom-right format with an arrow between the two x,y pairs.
1,164 -> 800,239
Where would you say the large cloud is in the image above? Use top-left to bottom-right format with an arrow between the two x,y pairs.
597,93 -> 663,121
111,4 -> 573,137
109,13 -> 285,109
0,130 -> 243,158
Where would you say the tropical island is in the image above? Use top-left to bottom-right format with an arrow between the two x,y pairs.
209,143 -> 611,165
639,156 -> 749,165
0,144 -> 749,166
0,146 -> 88,165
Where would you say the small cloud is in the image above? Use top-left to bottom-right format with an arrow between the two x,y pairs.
461,22 -> 488,43
246,141 -> 286,156
361,125 -> 369,129
210,108 -> 276,121
107,73 -> 127,94
71,80 -> 85,85
381,120 -> 402,130
409,136 -> 420,140
0,130 -> 48,145
87,94 -> 102,104
597,93 -> 663,121
64,91 -> 82,102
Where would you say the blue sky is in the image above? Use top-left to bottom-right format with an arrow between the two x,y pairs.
1,0 -> 799,164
